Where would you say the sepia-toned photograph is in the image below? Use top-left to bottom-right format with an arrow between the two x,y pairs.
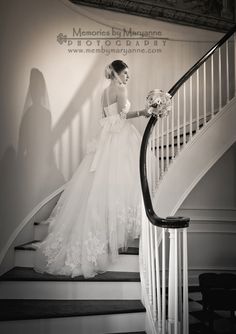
0,1 -> 236,333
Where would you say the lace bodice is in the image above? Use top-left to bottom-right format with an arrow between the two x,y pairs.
103,100 -> 131,119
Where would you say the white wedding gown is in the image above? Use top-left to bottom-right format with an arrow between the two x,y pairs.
34,94 -> 142,278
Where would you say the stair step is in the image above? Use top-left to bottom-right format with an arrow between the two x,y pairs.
14,241 -> 139,271
15,240 -> 41,251
33,221 -> 140,248
108,332 -> 146,334
118,247 -> 139,255
0,267 -> 141,300
0,300 -> 145,334
154,123 -> 205,151
0,299 -> 145,321
15,241 -> 139,255
0,267 -> 140,282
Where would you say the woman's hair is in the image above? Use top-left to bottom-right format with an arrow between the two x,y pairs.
105,60 -> 128,79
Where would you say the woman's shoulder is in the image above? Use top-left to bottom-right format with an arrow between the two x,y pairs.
116,84 -> 127,96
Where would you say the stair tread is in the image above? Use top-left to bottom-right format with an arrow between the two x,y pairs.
34,221 -> 49,226
107,332 -> 146,334
15,241 -> 139,255
0,299 -> 145,321
118,247 -> 139,255
0,267 -> 140,282
157,123 -> 205,149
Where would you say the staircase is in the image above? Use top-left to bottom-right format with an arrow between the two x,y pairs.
1,21 -> 236,334
0,220 -> 146,334
139,23 -> 236,334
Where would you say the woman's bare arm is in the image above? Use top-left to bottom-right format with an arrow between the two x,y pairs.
117,86 -> 149,119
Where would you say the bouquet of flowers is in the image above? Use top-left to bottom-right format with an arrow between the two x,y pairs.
146,89 -> 172,118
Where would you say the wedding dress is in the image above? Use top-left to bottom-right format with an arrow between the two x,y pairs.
34,89 -> 142,278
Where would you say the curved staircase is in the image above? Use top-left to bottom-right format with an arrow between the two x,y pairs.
139,24 -> 236,334
1,22 -> 236,334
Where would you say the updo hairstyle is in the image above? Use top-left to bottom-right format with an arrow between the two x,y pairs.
105,60 -> 128,79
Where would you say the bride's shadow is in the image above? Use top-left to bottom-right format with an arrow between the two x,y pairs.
17,68 -> 65,206
0,68 -> 64,245
0,57 -> 106,247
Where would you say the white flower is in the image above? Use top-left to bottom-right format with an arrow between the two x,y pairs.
146,89 -> 172,118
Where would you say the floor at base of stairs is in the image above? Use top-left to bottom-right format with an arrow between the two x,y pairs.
189,291 -> 236,334
0,299 -> 145,321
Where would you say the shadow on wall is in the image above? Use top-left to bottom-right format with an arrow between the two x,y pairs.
0,68 -> 65,247
0,56 -> 106,250
51,56 -> 106,170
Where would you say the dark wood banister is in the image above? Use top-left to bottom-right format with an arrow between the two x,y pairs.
140,24 -> 236,229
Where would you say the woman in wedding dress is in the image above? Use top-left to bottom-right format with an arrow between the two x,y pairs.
34,60 -> 150,278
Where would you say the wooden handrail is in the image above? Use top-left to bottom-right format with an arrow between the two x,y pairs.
140,24 -> 236,229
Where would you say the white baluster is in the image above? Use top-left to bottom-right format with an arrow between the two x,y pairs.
151,130 -> 155,196
143,204 -> 149,295
196,69 -> 200,131
166,115 -> 170,169
154,131 -> 157,191
150,224 -> 157,320
183,228 -> 189,334
147,223 -> 153,304
203,62 -> 207,124
154,227 -> 162,332
219,47 -> 222,111
168,229 -> 175,333
171,99 -> 175,160
168,229 -> 181,334
156,121 -> 160,185
178,229 -> 183,332
189,77 -> 193,140
69,123 -> 73,177
153,131 -> 156,196
211,55 -> 214,118
174,229 -> 178,334
162,229 -> 166,334
145,144 -> 152,298
177,91 -> 180,153
226,40 -> 229,103
161,118 -> 164,177
183,83 -> 186,146
140,199 -> 147,288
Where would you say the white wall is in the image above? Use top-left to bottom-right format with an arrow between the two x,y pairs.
177,142 -> 236,283
0,0 -> 222,253
181,142 -> 236,209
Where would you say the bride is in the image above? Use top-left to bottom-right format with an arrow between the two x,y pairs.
34,59 -> 150,278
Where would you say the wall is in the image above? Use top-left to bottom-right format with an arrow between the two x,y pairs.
177,142 -> 236,283
0,0 -> 222,253
182,142 -> 236,209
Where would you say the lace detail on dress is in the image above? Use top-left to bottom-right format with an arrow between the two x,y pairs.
65,240 -> 81,270
84,232 -> 107,265
41,231 -> 64,266
119,100 -> 131,119
35,200 -> 141,276
116,202 -> 141,238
